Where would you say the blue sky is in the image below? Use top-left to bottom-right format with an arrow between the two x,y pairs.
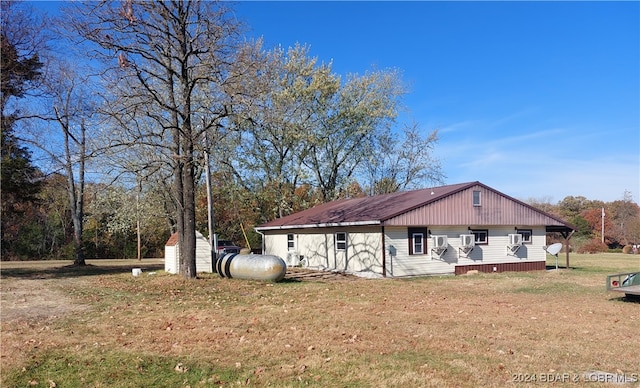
33,1 -> 639,204
233,1 -> 640,204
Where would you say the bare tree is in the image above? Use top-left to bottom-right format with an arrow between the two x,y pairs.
364,123 -> 444,195
20,60 -> 98,265
68,0 -> 255,278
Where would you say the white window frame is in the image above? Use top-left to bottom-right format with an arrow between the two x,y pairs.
287,234 -> 295,251
413,233 -> 424,254
335,232 -> 347,251
473,190 -> 482,206
471,229 -> 488,245
516,229 -> 532,244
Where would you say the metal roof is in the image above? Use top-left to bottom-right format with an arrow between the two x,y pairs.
256,181 -> 576,232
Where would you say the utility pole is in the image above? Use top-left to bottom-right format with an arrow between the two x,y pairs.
204,129 -> 217,271
136,177 -> 142,261
601,207 -> 605,243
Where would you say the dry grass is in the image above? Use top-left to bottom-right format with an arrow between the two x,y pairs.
1,255 -> 639,387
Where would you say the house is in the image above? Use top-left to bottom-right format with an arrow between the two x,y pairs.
164,231 -> 213,274
254,181 -> 575,277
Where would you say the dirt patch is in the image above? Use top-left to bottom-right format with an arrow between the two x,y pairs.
0,259 -> 162,323
0,266 -> 343,322
0,278 -> 88,322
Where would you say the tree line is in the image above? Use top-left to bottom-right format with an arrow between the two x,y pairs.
2,1 -> 638,275
2,0 -> 444,275
529,192 -> 640,254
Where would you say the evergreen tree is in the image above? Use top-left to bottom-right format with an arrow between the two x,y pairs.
1,2 -> 45,259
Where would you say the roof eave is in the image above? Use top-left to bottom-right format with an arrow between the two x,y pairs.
255,220 -> 381,231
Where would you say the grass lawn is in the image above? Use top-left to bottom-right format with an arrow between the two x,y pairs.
1,254 -> 639,387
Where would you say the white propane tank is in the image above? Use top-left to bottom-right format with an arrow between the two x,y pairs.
216,254 -> 287,282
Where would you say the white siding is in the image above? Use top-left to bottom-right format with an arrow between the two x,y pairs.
385,227 -> 453,276
263,227 -> 383,273
263,225 -> 547,277
165,245 -> 178,274
384,226 -> 547,277
195,232 -> 213,273
265,233 -> 290,264
164,231 -> 213,274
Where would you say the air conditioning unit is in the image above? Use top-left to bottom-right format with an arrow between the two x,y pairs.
286,251 -> 301,266
509,234 -> 522,246
432,235 -> 448,249
460,234 -> 474,248
431,235 -> 448,259
459,234 -> 475,256
507,233 -> 522,254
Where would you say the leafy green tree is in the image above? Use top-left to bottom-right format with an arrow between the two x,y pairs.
570,214 -> 592,239
223,44 -> 336,219
1,1 -> 45,260
0,1 -> 45,119
304,68 -> 406,201
557,196 -> 593,220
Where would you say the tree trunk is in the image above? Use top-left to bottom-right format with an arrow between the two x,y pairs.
181,157 -> 197,278
63,117 -> 86,267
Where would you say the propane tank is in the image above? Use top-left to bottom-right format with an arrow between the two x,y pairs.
216,253 -> 287,282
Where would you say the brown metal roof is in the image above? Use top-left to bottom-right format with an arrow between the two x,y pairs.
255,181 -> 575,231
165,232 -> 179,246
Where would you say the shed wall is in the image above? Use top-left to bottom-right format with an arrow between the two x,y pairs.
165,245 -> 178,274
164,231 -> 213,274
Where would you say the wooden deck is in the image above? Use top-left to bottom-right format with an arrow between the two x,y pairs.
609,285 -> 640,296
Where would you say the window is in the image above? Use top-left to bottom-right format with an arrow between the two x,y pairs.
287,234 -> 295,251
516,229 -> 532,244
335,232 -> 347,251
413,233 -> 424,254
408,227 -> 428,255
471,229 -> 488,245
473,191 -> 481,206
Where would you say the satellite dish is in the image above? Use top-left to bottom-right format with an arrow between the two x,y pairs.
545,243 -> 563,256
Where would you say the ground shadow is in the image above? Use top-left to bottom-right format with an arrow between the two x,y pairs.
0,262 -> 164,280
545,265 -> 575,270
609,295 -> 640,304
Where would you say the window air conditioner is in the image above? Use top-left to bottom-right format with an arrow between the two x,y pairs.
430,235 -> 448,259
432,235 -> 448,249
459,234 -> 475,256
460,234 -> 475,248
508,234 -> 522,246
507,233 -> 522,254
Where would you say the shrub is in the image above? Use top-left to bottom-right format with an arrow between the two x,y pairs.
577,239 -> 608,254
622,245 -> 633,254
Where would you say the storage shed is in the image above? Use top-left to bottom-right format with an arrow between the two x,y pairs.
255,181 -> 575,277
164,231 -> 213,274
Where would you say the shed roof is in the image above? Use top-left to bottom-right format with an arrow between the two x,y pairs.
255,181 -> 575,232
165,233 -> 179,246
